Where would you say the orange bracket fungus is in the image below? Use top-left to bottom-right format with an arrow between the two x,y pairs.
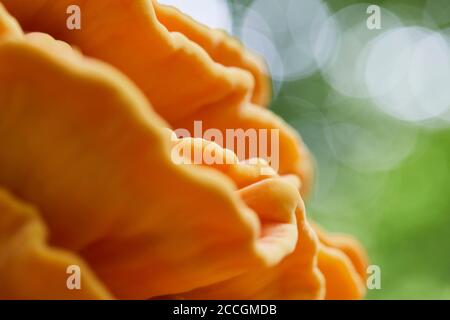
0,1 -> 368,300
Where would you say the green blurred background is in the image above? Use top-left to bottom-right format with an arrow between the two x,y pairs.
162,0 -> 450,299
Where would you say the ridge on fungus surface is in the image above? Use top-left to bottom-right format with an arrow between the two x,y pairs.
0,0 -> 314,198
151,0 -> 271,107
161,139 -> 323,299
0,1 -> 369,300
0,5 -> 322,299
312,224 -> 368,299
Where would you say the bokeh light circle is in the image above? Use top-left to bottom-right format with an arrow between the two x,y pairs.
239,0 -> 336,82
323,94 -> 417,173
321,4 -> 403,98
366,27 -> 450,122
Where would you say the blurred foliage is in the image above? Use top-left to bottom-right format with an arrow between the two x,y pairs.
228,0 -> 450,299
